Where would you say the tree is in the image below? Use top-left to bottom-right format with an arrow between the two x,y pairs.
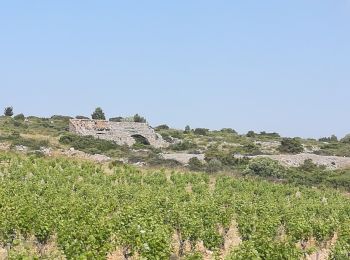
4,106 -> 13,117
278,138 -> 304,154
91,107 -> 105,120
133,114 -> 146,123
184,125 -> 191,133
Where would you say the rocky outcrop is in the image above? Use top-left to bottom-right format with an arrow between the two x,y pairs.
69,119 -> 168,148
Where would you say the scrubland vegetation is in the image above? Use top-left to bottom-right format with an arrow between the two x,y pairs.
1,109 -> 350,259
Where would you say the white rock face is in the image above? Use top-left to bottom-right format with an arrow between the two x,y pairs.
241,153 -> 350,169
161,153 -> 205,165
69,119 -> 169,148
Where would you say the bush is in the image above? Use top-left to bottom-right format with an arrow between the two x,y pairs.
341,134 -> 350,144
14,114 -> 25,121
319,135 -> 338,142
259,131 -> 280,138
206,159 -> 223,173
155,124 -> 170,130
91,107 -> 106,120
242,143 -> 262,155
76,115 -> 90,119
133,114 -> 147,123
109,117 -> 123,122
246,157 -> 285,178
188,157 -> 204,171
12,137 -> 49,150
51,115 -> 73,120
194,128 -> 209,136
278,138 -> 304,154
220,128 -> 237,134
298,159 -> 320,172
169,140 -> 197,151
246,131 -> 256,137
4,107 -> 13,117
59,133 -> 120,154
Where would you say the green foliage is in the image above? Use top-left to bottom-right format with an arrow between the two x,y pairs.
170,140 -> 198,151
0,133 -> 49,150
50,115 -> 73,120
13,113 -> 25,121
206,159 -> 223,173
0,153 -> 349,258
155,124 -> 170,130
246,131 -> 256,137
220,128 -> 237,134
91,107 -> 106,120
319,135 -> 338,142
188,157 -> 204,172
193,128 -> 209,136
4,106 -> 14,117
59,133 -> 120,155
75,115 -> 90,119
204,147 -> 250,168
315,142 -> 350,157
109,116 -> 123,122
278,138 -> 304,154
184,125 -> 191,133
341,134 -> 350,144
133,114 -> 147,123
246,157 -> 286,178
298,159 -> 319,172
259,131 -> 280,138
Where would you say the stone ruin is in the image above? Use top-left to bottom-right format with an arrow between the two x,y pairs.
69,119 -> 169,148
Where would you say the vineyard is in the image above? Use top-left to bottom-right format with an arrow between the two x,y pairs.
0,152 -> 349,259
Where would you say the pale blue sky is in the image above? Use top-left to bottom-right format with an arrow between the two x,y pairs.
1,1 -> 349,138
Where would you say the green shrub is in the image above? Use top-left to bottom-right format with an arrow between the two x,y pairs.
170,141 -> 197,151
59,133 -> 120,154
11,137 -> 49,150
133,114 -> 147,123
188,157 -> 204,171
194,128 -> 209,136
278,138 -> 303,154
341,134 -> 350,144
246,157 -> 286,178
14,114 -> 25,121
155,124 -> 170,130
220,128 -> 237,134
76,115 -> 90,119
319,135 -> 338,142
298,159 -> 319,172
51,115 -> 73,120
109,117 -> 123,122
206,159 -> 223,173
246,131 -> 256,137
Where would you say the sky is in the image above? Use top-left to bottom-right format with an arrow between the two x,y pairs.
0,1 -> 349,138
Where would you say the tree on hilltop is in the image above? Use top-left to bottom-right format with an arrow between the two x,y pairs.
91,107 -> 106,120
133,114 -> 147,123
4,106 -> 13,117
